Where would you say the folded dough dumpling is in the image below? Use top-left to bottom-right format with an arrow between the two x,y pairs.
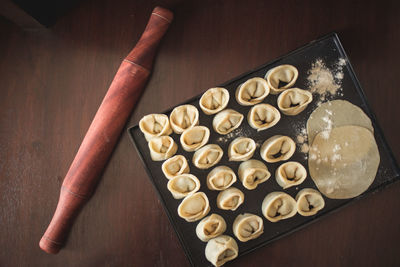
213,109 -> 244,135
233,213 -> 264,242
199,87 -> 230,115
148,136 -> 178,161
265,64 -> 298,94
178,192 -> 210,222
296,188 -> 325,216
207,166 -> 237,191
196,214 -> 227,242
248,104 -> 281,131
180,126 -> 210,152
228,137 -> 256,161
217,187 -> 244,211
277,88 -> 313,115
262,192 -> 297,222
235,77 -> 270,106
167,174 -> 200,199
260,135 -> 296,163
238,160 -> 271,190
275,161 -> 307,189
161,155 -> 190,179
169,104 -> 199,134
139,113 -> 172,141
192,144 -> 223,169
205,235 -> 238,267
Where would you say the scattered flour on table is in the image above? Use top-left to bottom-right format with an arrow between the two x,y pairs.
216,127 -> 252,144
292,121 -> 309,160
320,110 -> 333,140
301,143 -> 309,154
291,58 -> 346,160
307,58 -> 346,106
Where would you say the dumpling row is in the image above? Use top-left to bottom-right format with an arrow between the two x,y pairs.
200,213 -> 263,266
140,64 -> 308,142
261,190 -> 325,222
139,103 -> 202,141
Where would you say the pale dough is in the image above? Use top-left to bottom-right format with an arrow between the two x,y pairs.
308,125 -> 379,199
307,100 -> 373,144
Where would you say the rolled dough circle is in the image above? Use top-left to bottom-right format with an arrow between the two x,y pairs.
308,125 -> 379,199
307,100 -> 373,144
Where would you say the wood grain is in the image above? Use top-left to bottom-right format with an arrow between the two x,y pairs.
0,0 -> 399,266
38,6 -> 173,254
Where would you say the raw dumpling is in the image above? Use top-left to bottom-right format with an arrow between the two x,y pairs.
260,135 -> 296,163
205,235 -> 238,267
167,174 -> 200,199
265,64 -> 298,94
277,88 -> 313,115
247,104 -> 281,131
207,166 -> 237,191
235,77 -> 270,106
213,109 -> 244,135
178,192 -> 210,222
228,137 -> 256,161
193,144 -> 224,169
169,104 -> 199,134
275,161 -> 307,189
233,213 -> 264,242
238,160 -> 271,190
161,155 -> 190,179
199,87 -> 230,115
180,126 -> 210,152
139,114 -> 172,141
296,188 -> 325,216
148,136 -> 177,161
217,187 -> 244,211
196,214 -> 227,242
261,192 -> 297,222
308,125 -> 379,199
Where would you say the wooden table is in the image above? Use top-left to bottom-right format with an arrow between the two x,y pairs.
1,0 -> 399,266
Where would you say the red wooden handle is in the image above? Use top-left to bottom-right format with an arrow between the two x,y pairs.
39,6 -> 173,254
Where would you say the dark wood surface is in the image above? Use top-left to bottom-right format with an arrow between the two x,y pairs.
1,0 -> 399,266
39,6 -> 173,255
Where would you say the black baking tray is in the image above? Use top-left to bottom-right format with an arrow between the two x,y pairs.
128,33 -> 400,267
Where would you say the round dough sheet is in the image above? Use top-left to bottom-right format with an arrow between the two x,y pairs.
308,125 -> 380,199
307,100 -> 373,144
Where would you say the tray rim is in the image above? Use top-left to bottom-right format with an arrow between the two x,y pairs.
127,31 -> 400,266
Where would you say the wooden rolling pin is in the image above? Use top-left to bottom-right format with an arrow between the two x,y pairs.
39,6 -> 173,254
